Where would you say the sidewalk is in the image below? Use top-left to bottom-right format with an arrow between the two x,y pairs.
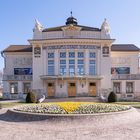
44,96 -> 101,102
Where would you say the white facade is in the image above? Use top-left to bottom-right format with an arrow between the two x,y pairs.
2,16 -> 140,100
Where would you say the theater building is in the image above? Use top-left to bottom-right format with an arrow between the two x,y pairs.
2,15 -> 140,100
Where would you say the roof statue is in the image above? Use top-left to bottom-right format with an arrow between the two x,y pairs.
33,19 -> 44,31
101,18 -> 110,34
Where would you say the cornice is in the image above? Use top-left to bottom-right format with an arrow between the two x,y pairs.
4,52 -> 32,55
28,38 -> 115,46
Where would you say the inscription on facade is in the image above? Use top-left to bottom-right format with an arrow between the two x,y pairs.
44,45 -> 101,50
111,57 -> 131,65
13,57 -> 32,67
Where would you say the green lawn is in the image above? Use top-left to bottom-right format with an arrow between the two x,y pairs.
0,102 -> 27,108
115,102 -> 140,108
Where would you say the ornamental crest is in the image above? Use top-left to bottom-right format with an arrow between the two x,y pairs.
62,25 -> 81,37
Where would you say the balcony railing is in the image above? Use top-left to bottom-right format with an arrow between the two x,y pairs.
40,74 -> 103,80
3,75 -> 32,81
111,74 -> 140,80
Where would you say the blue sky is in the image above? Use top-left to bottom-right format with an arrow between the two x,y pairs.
0,0 -> 140,70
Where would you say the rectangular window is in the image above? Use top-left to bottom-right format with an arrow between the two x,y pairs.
69,65 -> 75,76
126,82 -> 133,93
23,83 -> 31,94
77,65 -> 84,75
69,60 -> 75,64
78,60 -> 84,65
60,52 -> 66,58
89,60 -> 95,64
78,52 -> 84,58
89,52 -> 96,58
69,52 -> 75,58
48,53 -> 54,58
10,83 -> 18,94
89,65 -> 96,75
60,65 -> 66,75
48,60 -> 54,65
60,60 -> 66,65
113,82 -> 121,93
48,66 -> 54,75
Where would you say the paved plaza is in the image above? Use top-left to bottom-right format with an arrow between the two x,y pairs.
0,108 -> 140,140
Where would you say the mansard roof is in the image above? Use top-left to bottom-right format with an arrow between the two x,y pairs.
3,45 -> 32,52
42,25 -> 101,32
111,44 -> 140,52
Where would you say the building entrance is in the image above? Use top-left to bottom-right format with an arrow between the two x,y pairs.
47,83 -> 55,97
68,82 -> 76,97
89,82 -> 96,96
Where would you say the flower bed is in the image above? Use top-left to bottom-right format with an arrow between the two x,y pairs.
14,102 -> 131,114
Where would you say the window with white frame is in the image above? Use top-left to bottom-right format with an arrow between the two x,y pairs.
126,82 -> 134,93
69,52 -> 75,58
48,66 -> 54,75
77,65 -> 84,75
60,65 -> 66,75
78,52 -> 84,58
60,52 -> 66,58
89,59 -> 96,75
113,82 -> 121,93
48,53 -> 54,58
23,83 -> 31,94
48,52 -> 54,75
89,52 -> 96,58
10,83 -> 18,94
69,65 -> 75,76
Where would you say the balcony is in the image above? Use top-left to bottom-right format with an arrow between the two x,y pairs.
3,75 -> 32,81
111,74 -> 140,80
40,74 -> 103,80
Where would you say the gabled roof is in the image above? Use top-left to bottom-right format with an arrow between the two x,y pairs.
111,44 -> 140,52
3,45 -> 32,53
42,25 -> 101,32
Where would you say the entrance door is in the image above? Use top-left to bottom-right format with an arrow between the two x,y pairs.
68,83 -> 76,97
47,83 -> 55,97
89,82 -> 96,96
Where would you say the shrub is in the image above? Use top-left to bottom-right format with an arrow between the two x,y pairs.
108,91 -> 117,102
26,91 -> 36,103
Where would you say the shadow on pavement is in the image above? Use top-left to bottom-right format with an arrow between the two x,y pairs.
0,110 -> 56,122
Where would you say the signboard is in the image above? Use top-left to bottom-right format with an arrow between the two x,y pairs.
14,68 -> 32,75
111,67 -> 130,74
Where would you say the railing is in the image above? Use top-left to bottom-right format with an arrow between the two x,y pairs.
111,74 -> 140,80
3,75 -> 32,81
40,74 -> 103,80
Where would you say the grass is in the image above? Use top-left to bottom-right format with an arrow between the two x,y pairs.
115,102 -> 140,108
0,102 -> 27,108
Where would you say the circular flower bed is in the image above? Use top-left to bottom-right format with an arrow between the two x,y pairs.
14,102 -> 131,114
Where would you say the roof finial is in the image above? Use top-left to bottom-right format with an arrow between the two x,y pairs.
70,11 -> 72,17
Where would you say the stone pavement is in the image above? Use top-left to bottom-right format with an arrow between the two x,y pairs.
0,108 -> 140,140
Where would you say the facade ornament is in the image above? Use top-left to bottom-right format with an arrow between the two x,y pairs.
33,19 -> 44,32
101,18 -> 110,35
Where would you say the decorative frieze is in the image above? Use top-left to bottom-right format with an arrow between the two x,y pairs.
43,45 -> 101,50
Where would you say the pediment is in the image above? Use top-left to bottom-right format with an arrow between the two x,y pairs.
62,25 -> 82,37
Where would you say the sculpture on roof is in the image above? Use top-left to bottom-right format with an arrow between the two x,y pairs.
101,18 -> 110,34
101,18 -> 111,39
33,19 -> 44,32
